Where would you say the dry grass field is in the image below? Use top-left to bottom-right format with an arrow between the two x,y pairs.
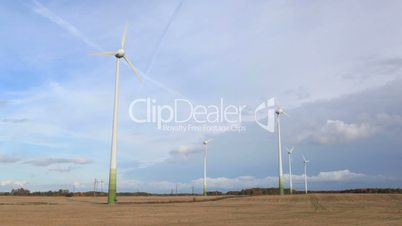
0,194 -> 401,225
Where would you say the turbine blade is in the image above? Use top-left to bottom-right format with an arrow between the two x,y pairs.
123,56 -> 142,81
121,23 -> 128,49
206,138 -> 213,143
282,110 -> 290,117
89,51 -> 116,56
198,135 -> 205,142
302,155 -> 306,162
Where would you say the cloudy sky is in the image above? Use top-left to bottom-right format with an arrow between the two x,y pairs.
1,0 -> 402,193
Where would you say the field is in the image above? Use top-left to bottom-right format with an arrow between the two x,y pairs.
0,194 -> 401,225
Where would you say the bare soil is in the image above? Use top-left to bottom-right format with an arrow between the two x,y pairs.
0,194 -> 401,225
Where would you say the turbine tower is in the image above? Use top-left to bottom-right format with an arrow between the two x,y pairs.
303,155 -> 310,194
275,106 -> 288,195
91,24 -> 142,205
202,138 -> 213,196
287,147 -> 295,194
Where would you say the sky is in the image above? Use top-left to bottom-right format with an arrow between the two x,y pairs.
0,0 -> 402,193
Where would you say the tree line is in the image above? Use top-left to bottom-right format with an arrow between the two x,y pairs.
1,187 -> 401,196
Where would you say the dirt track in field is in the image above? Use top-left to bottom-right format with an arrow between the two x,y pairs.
0,194 -> 401,225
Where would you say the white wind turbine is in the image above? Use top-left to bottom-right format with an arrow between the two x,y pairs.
91,24 -> 142,205
286,147 -> 295,194
275,105 -> 288,195
302,155 -> 310,194
202,138 -> 213,196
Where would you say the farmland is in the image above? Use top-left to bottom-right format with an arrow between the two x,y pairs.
0,194 -> 401,225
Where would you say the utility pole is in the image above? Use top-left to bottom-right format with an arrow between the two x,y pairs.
94,178 -> 98,197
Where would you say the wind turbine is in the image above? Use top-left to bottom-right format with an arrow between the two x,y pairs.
287,147 -> 295,194
91,24 -> 142,205
302,155 -> 310,194
275,105 -> 288,195
202,138 -> 213,196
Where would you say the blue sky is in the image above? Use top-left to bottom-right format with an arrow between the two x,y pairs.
0,0 -> 402,193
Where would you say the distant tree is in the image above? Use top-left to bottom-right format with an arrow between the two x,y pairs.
10,188 -> 30,196
206,191 -> 222,196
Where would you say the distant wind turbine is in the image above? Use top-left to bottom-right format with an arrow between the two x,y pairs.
202,138 -> 213,196
275,105 -> 288,195
90,24 -> 142,205
303,155 -> 310,194
287,147 -> 295,194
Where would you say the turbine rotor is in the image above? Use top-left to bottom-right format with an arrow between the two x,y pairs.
115,49 -> 125,58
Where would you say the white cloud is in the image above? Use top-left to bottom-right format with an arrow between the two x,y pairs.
119,179 -> 191,192
318,120 -> 376,144
24,157 -> 93,167
73,182 -> 81,188
169,144 -> 200,157
0,81 -> 110,148
31,0 -> 102,50
307,169 -> 388,182
308,169 -> 367,182
0,155 -> 20,163
0,180 -> 27,188
192,176 -> 274,189
295,119 -> 377,144
1,118 -> 28,123
285,169 -> 391,184
48,165 -> 75,173
0,120 -> 72,148
374,113 -> 402,128
73,181 -> 87,189
118,170 -> 389,192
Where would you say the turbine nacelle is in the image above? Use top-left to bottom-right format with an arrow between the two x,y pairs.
203,139 -> 213,145
115,49 -> 125,58
275,107 -> 288,116
89,24 -> 141,81
287,147 -> 295,155
302,155 -> 309,164
275,108 -> 283,115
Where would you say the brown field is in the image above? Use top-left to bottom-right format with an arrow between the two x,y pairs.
0,194 -> 401,225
